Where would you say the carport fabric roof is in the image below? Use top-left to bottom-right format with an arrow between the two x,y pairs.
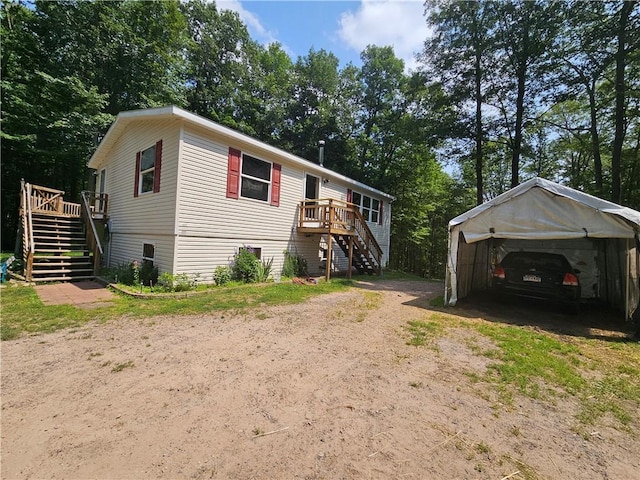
449,177 -> 640,241
445,178 -> 640,308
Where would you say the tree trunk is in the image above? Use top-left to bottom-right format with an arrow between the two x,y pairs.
511,67 -> 526,188
587,81 -> 603,194
475,48 -> 484,205
612,1 -> 633,204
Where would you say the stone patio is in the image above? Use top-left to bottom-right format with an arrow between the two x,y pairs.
34,281 -> 114,307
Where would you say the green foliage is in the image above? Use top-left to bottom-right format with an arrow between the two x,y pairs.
102,261 -> 157,286
140,261 -> 159,286
231,248 -> 260,283
213,265 -> 231,286
405,320 -> 443,346
282,250 -> 308,278
256,257 -> 274,283
157,272 -> 195,292
157,272 -> 176,292
174,273 -> 194,292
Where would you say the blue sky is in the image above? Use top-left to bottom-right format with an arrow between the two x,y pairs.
217,0 -> 432,71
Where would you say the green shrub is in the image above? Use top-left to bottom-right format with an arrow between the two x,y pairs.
282,250 -> 308,277
158,272 -> 176,292
174,273 -> 193,292
232,248 -> 260,283
257,257 -> 274,282
213,265 -> 231,286
140,260 -> 158,286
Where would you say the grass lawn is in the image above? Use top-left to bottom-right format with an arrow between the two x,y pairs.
0,279 -> 353,341
405,312 -> 640,433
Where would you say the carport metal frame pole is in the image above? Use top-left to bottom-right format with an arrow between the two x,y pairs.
626,238 -> 631,321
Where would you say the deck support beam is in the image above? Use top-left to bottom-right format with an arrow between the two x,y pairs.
325,233 -> 333,282
347,235 -> 353,279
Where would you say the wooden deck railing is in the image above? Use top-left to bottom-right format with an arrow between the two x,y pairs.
83,191 -> 109,218
299,198 -> 355,233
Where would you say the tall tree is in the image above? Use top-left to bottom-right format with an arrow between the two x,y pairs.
182,0 -> 255,127
611,1 -> 638,203
424,0 -> 496,204
356,45 -> 406,187
490,0 -> 561,188
282,48 -> 343,163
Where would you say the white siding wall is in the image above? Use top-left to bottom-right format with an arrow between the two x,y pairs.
175,126 -> 304,281
174,125 -> 392,280
100,119 -> 180,271
108,234 -> 175,276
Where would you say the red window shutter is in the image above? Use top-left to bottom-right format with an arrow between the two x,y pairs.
270,163 -> 282,206
153,139 -> 163,193
134,151 -> 141,197
347,188 -> 352,203
226,147 -> 241,199
379,200 -> 383,225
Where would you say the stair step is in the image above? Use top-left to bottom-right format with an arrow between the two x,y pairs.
33,255 -> 92,261
34,232 -> 85,238
32,267 -> 94,275
35,248 -> 89,254
34,240 -> 86,247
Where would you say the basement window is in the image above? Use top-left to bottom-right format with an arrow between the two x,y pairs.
240,245 -> 262,260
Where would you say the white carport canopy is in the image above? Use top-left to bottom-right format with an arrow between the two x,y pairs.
445,178 -> 640,319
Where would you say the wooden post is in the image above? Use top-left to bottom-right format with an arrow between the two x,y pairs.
347,235 -> 353,279
326,233 -> 332,282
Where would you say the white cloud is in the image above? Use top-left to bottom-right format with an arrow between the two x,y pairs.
337,0 -> 431,72
217,0 -> 278,45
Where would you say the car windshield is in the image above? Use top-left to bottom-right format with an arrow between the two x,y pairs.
502,253 -> 568,271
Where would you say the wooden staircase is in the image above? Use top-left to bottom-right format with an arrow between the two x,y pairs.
19,181 -> 108,283
30,213 -> 95,282
335,234 -> 377,275
297,198 -> 383,279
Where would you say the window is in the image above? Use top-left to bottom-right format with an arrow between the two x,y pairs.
351,191 -> 381,224
134,140 -> 162,196
371,199 -> 380,223
241,154 -> 271,202
142,243 -> 155,269
139,145 -> 156,193
227,148 -> 281,206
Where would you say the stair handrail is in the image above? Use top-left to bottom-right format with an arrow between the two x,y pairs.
20,180 -> 35,280
350,205 -> 383,272
81,191 -> 104,275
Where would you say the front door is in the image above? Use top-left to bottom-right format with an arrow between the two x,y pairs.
305,174 -> 319,219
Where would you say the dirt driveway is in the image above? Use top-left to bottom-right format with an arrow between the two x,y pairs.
1,279 -> 637,479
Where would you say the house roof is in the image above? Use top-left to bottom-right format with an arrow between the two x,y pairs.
88,106 -> 395,201
449,177 -> 640,242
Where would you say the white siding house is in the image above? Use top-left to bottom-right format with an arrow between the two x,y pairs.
88,106 -> 393,282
